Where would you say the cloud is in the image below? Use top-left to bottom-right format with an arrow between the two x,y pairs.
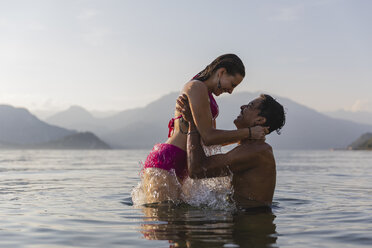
347,99 -> 372,112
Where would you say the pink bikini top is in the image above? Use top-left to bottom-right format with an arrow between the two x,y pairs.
168,74 -> 219,137
208,91 -> 219,120
168,91 -> 219,138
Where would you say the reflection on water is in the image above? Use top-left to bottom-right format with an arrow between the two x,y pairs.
140,202 -> 277,248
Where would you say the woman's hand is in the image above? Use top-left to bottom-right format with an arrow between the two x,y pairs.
250,126 -> 270,140
176,94 -> 193,123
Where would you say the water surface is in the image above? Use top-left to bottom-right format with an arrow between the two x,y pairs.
0,150 -> 371,247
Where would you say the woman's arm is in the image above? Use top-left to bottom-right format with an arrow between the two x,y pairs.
182,82 -> 265,146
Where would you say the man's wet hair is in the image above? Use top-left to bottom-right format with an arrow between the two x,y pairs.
258,94 -> 286,134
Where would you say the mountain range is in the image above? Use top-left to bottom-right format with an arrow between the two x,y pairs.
214,92 -> 372,150
324,110 -> 372,126
0,105 -> 110,149
36,92 -> 372,150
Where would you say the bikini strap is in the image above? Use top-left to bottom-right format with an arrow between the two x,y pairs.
167,115 -> 182,137
208,92 -> 219,120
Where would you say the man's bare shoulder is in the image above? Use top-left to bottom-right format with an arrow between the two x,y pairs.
226,142 -> 274,167
232,142 -> 272,154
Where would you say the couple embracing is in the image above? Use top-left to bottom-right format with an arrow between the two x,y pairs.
140,54 -> 285,208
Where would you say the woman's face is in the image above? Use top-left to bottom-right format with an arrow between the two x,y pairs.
215,71 -> 244,96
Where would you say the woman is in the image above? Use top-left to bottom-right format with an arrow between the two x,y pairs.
141,54 -> 267,203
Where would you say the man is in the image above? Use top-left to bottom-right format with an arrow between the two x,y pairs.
177,94 -> 285,208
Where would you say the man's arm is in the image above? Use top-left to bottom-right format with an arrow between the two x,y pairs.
186,121 -> 229,178
178,94 -> 265,179
187,121 -> 267,179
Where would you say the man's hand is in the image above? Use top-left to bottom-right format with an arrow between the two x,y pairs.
176,94 -> 193,123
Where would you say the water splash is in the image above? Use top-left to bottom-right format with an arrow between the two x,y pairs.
132,171 -> 235,210
180,176 -> 235,210
203,143 -> 222,156
131,181 -> 146,205
132,167 -> 183,205
181,144 -> 236,210
132,144 -> 236,210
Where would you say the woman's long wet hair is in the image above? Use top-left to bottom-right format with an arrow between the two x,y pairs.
193,54 -> 245,81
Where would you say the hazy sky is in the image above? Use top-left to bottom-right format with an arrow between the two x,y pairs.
1,0 -> 371,113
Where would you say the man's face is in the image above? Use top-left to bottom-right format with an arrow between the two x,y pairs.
234,96 -> 264,129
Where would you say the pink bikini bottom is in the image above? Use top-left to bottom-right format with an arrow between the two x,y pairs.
143,143 -> 188,180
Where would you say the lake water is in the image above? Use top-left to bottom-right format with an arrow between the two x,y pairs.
0,149 -> 371,248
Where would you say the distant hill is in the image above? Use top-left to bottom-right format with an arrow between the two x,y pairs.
324,110 -> 372,126
43,93 -> 176,148
103,121 -> 166,149
0,105 -> 110,149
101,92 -> 176,148
348,133 -> 372,150
32,132 -> 111,149
0,104 -> 75,145
43,102 -> 172,137
46,105 -> 108,134
35,92 -> 372,150
1,132 -> 111,150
